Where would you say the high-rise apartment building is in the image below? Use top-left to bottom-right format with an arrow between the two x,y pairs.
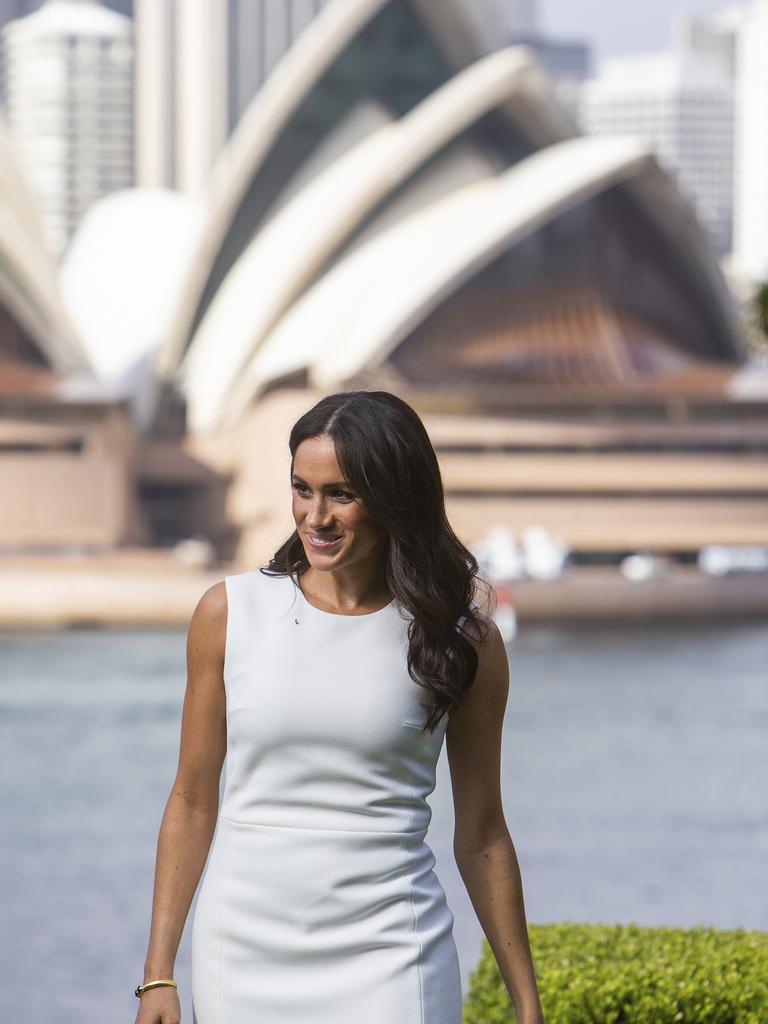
579,23 -> 735,256
0,0 -> 130,28
2,0 -> 133,257
490,0 -> 538,36
507,32 -> 591,121
494,0 -> 590,121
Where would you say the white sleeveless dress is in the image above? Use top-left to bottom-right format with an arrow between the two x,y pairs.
190,568 -> 463,1023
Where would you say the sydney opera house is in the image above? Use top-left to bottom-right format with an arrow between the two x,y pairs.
2,0 -> 767,574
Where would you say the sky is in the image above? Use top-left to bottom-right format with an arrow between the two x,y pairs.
540,0 -> 738,60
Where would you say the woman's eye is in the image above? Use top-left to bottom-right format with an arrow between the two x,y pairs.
292,483 -> 354,501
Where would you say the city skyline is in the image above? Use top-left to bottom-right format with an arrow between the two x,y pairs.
0,0 -> 764,278
0,2 -> 748,58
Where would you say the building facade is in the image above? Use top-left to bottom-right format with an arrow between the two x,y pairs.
490,0 -> 538,36
579,26 -> 735,256
1,0 -> 133,258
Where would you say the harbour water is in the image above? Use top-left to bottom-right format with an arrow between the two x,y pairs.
1,621 -> 766,1023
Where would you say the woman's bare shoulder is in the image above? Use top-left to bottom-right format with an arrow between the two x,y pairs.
462,602 -> 503,650
187,580 -> 228,662
194,579 -> 228,614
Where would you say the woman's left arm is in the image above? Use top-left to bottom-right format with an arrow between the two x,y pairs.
446,615 -> 545,1024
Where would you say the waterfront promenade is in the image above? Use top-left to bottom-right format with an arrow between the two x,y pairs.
1,549 -> 766,628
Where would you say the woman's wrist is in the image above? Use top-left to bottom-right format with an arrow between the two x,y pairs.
513,993 -> 545,1024
143,963 -> 176,982
135,978 -> 178,998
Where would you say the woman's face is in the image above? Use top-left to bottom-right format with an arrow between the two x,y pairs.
291,434 -> 386,571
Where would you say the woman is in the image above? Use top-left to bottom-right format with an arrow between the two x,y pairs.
135,390 -> 544,1024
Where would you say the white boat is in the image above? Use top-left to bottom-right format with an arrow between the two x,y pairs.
491,580 -> 518,644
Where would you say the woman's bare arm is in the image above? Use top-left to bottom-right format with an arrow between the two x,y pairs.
446,615 -> 544,1024
140,581 -> 228,987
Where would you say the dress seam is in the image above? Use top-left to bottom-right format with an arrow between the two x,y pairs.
403,858 -> 425,1024
218,813 -> 428,836
217,843 -> 223,1024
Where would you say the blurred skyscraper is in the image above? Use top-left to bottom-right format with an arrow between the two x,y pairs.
135,0 -> 331,196
496,0 -> 591,119
580,13 -> 735,256
0,0 -> 131,34
1,0 -> 133,257
490,0 -> 538,36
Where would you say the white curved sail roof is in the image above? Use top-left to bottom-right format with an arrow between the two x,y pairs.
623,166 -> 742,348
179,47 -> 550,436
0,124 -> 86,373
60,188 -> 204,383
155,0 -> 570,384
154,0 -> 389,379
208,136 -> 669,433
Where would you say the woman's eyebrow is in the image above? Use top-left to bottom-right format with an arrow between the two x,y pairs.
291,475 -> 351,489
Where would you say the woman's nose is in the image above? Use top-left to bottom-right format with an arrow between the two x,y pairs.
307,498 -> 332,525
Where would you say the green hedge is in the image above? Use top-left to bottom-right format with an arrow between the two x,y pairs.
462,922 -> 768,1024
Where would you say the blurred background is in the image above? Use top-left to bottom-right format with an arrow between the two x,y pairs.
0,1 -> 766,1022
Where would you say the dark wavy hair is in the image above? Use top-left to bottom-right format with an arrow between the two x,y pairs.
261,390 -> 494,733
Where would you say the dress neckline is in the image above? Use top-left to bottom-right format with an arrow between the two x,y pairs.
293,575 -> 396,618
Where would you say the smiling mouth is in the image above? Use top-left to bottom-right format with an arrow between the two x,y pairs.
307,533 -> 342,548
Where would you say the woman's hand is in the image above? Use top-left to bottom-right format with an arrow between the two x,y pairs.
134,986 -> 182,1024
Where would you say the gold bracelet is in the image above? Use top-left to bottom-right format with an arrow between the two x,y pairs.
135,978 -> 177,998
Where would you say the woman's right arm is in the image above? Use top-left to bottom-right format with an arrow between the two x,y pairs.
135,581 -> 228,1024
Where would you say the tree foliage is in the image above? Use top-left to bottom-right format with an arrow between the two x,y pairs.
754,281 -> 768,339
